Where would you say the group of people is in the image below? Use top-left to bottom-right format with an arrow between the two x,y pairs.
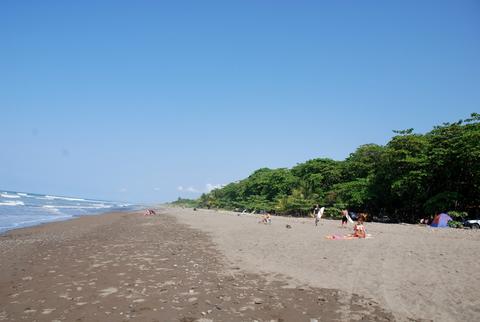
314,205 -> 368,239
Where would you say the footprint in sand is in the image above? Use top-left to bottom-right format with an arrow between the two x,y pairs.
23,308 -> 36,314
41,308 -> 55,314
133,299 -> 145,303
99,287 -> 118,297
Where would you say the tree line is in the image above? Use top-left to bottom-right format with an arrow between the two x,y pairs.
172,113 -> 479,223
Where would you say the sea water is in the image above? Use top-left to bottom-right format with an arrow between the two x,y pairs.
0,190 -> 138,234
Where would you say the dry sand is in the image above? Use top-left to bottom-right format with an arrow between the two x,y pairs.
0,210 -> 392,322
170,207 -> 480,322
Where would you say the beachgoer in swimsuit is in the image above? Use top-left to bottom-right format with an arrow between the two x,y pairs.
353,214 -> 366,238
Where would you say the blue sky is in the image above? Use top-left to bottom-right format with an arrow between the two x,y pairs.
1,0 -> 479,203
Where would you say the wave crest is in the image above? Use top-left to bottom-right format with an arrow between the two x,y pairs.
0,201 -> 25,206
1,193 -> 21,199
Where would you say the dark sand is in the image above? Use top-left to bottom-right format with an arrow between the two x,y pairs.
0,210 -> 393,322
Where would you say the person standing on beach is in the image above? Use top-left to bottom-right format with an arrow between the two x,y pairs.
313,205 -> 319,225
314,205 -> 324,226
341,209 -> 348,227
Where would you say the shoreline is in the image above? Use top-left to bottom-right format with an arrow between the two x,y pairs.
0,207 -> 141,237
0,209 -> 394,321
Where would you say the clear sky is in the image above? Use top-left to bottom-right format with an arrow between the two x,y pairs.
1,1 -> 479,203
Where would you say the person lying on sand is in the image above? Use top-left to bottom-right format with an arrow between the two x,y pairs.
259,213 -> 272,224
144,209 -> 156,216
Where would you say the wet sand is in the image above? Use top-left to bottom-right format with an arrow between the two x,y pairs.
0,210 -> 393,322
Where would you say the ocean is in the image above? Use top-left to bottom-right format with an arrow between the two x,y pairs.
0,190 -> 138,234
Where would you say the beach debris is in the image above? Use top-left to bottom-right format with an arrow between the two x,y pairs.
286,224 -> 292,229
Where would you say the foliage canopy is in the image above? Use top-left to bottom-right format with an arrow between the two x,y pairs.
176,114 -> 480,223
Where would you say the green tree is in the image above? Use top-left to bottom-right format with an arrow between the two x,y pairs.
370,131 -> 429,222
191,113 -> 479,223
291,158 -> 343,202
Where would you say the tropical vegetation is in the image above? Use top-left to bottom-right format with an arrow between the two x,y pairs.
172,113 -> 480,223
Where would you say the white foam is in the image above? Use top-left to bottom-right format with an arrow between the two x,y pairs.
1,193 -> 21,199
44,195 -> 87,202
17,193 -> 29,197
42,204 -> 112,210
41,205 -> 61,214
0,201 -> 25,206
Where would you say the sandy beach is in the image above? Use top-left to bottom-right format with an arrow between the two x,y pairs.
170,207 -> 480,322
0,208 -> 478,321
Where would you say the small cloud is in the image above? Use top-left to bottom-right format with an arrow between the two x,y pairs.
177,183 -> 225,194
205,183 -> 225,192
176,185 -> 201,193
154,187 -> 161,191
186,186 -> 199,193
119,187 -> 128,193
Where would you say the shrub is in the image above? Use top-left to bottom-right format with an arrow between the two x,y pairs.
448,211 -> 468,221
447,220 -> 463,228
324,207 -> 343,219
